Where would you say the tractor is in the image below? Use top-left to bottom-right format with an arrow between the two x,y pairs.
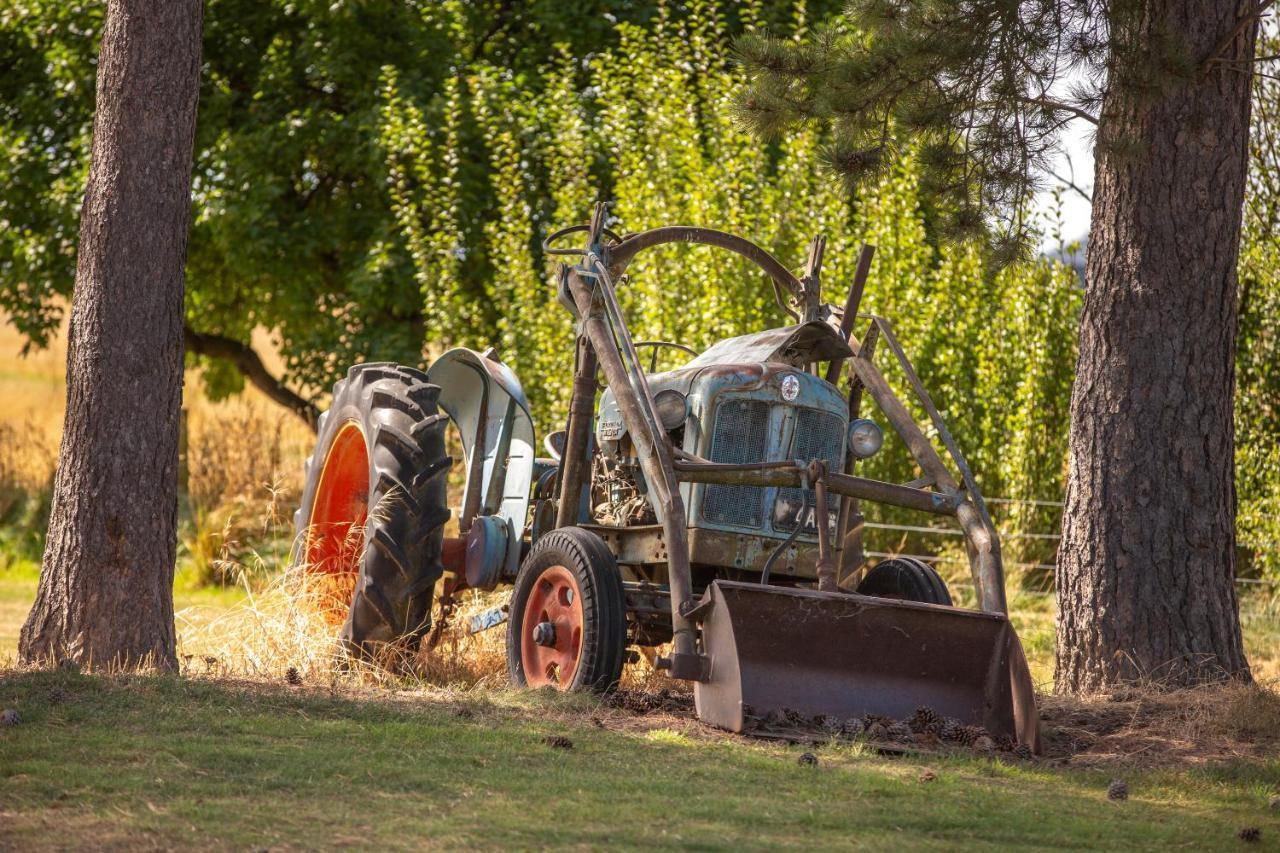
294,204 -> 1039,749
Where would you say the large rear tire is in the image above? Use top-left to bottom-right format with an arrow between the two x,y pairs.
856,557 -> 953,605
507,528 -> 626,692
294,362 -> 451,657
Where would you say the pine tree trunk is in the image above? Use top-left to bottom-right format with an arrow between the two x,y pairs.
1056,1 -> 1256,692
18,0 -> 203,670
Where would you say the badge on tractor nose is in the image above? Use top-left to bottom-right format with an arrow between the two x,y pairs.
781,374 -> 800,401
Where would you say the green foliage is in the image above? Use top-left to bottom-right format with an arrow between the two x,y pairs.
734,1 -> 1122,252
1237,28 -> 1280,582
5,1 -> 835,402
384,1 -> 1081,574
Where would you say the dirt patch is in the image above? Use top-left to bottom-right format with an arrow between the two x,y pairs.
1039,682 -> 1280,768
602,681 -> 1280,768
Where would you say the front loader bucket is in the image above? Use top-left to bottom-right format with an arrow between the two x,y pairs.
693,581 -> 1040,751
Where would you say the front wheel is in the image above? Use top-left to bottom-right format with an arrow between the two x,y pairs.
506,528 -> 627,692
856,557 -> 953,605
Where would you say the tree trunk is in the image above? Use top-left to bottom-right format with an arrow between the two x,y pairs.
1056,1 -> 1256,692
18,0 -> 203,670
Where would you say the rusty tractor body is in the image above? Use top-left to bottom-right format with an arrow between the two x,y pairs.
297,203 -> 1040,751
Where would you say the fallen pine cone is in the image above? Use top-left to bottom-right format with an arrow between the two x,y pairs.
1238,827 -> 1260,843
840,717 -> 866,738
886,722 -> 914,743
0,709 -> 19,727
939,718 -> 964,742
542,735 -> 573,749
972,735 -> 995,753
909,706 -> 942,734
1269,796 -> 1280,811
285,666 -> 302,686
1108,779 -> 1129,801
919,769 -> 937,783
1012,744 -> 1033,761
798,752 -> 818,766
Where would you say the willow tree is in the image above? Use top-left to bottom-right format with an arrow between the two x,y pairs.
739,0 -> 1256,691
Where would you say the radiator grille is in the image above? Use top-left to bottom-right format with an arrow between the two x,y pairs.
702,400 -> 769,527
773,409 -> 845,533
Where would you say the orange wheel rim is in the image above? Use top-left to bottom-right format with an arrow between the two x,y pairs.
520,565 -> 584,688
304,422 -> 369,623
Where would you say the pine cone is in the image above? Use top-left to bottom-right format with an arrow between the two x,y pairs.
1012,743 -> 1033,761
939,718 -> 965,742
1107,779 -> 1128,801
542,735 -> 573,749
956,725 -> 987,747
909,706 -> 942,734
285,666 -> 302,686
886,722 -> 914,743
798,752 -> 819,766
842,717 -> 866,738
1238,827 -> 1260,843
995,734 -> 1017,752
866,722 -> 889,742
763,708 -> 790,728
0,709 -> 19,727
972,735 -> 996,753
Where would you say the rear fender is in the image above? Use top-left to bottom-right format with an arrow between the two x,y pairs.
427,348 -> 535,578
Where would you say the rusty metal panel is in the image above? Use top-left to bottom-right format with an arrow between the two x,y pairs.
581,523 -> 669,565
693,580 -> 1040,749
682,321 -> 854,370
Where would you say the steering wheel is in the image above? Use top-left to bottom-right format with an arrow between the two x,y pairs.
541,223 -> 624,257
633,341 -> 699,372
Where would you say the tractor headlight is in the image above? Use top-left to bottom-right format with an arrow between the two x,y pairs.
653,389 -> 689,431
847,418 -> 884,459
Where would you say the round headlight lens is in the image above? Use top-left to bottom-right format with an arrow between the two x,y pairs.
847,418 -> 884,459
653,389 -> 689,432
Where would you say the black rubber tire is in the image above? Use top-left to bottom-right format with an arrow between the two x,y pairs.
856,557 -> 953,605
294,362 -> 451,656
506,527 -> 627,693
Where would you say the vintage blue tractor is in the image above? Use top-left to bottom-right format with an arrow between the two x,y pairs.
295,204 -> 1039,749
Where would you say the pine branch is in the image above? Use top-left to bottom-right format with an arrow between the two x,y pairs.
1200,0 -> 1274,74
1021,95 -> 1098,126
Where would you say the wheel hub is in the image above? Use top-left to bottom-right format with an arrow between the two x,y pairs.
532,621 -> 557,647
520,565 -> 584,688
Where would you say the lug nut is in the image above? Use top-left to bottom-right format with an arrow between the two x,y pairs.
532,621 -> 557,647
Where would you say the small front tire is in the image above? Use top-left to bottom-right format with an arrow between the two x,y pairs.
856,557 -> 953,605
506,528 -> 627,692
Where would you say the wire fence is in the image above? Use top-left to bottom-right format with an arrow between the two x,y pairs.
863,498 -> 1279,588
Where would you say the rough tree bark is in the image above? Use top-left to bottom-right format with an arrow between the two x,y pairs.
1056,0 -> 1257,692
19,0 -> 204,669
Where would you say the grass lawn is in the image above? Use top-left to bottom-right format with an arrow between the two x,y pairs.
1,563 -> 1278,849
1,669 -> 1278,850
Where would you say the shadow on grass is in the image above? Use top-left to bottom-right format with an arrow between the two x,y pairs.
1,668 -> 1276,850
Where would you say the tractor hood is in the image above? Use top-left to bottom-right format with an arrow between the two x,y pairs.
595,321 -> 850,446
683,320 -> 853,371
